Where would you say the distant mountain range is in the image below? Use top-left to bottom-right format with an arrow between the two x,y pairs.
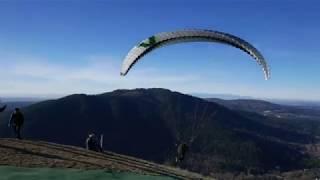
192,93 -> 320,107
0,97 -> 47,102
206,98 -> 320,121
0,88 -> 319,175
2,93 -> 320,107
0,102 -> 36,112
191,93 -> 254,100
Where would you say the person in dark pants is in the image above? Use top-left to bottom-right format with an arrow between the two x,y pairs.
8,108 -> 24,139
86,133 -> 103,152
175,143 -> 188,164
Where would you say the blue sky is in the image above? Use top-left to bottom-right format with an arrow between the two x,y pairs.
0,0 -> 319,100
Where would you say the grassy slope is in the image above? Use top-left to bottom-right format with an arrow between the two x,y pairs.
0,138 -> 210,180
0,166 -> 174,180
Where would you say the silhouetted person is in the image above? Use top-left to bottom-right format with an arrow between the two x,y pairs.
86,133 -> 103,152
175,143 -> 188,164
8,108 -> 24,139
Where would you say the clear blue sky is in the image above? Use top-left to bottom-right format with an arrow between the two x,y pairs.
0,0 -> 319,100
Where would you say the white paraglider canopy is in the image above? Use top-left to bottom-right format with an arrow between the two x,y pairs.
121,29 -> 270,80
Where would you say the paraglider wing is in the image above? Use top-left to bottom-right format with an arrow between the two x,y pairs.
0,105 -> 6,112
121,29 -> 270,80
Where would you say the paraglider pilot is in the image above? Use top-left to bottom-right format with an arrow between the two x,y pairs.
175,143 -> 189,164
8,108 -> 24,139
86,133 -> 103,152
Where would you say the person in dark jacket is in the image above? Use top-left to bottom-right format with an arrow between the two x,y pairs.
86,133 -> 103,152
175,143 -> 188,164
8,108 -> 24,139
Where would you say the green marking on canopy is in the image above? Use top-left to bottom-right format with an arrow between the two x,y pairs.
139,36 -> 157,48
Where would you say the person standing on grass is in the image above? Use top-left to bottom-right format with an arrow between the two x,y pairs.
8,108 -> 24,139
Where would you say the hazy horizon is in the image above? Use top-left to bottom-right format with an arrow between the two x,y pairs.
1,88 -> 320,104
